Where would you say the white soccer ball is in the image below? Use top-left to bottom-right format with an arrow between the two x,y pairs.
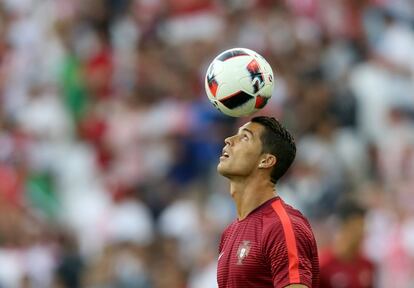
205,48 -> 274,117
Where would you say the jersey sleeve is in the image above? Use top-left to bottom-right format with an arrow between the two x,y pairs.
262,216 -> 316,288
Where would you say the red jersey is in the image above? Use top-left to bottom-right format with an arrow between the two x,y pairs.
319,249 -> 375,288
217,197 -> 319,288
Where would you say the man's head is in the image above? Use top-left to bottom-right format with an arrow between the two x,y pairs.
251,116 -> 296,183
334,200 -> 366,257
217,116 -> 296,184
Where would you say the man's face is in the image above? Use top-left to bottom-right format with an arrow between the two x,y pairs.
342,215 -> 365,249
217,121 -> 264,179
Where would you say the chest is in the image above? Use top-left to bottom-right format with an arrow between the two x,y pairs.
217,219 -> 272,286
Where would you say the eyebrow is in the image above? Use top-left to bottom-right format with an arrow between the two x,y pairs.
239,127 -> 254,137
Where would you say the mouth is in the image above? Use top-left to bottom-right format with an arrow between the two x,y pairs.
220,150 -> 230,161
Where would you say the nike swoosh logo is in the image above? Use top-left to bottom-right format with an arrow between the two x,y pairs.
218,252 -> 224,260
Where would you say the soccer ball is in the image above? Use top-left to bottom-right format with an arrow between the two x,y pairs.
205,48 -> 274,117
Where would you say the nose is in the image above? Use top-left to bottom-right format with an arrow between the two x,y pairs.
225,135 -> 234,146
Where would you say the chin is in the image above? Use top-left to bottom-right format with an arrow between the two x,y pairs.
217,163 -> 229,177
218,164 -> 236,180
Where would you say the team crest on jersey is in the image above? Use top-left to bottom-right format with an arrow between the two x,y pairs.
236,240 -> 251,265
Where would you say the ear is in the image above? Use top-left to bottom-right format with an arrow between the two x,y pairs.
258,154 -> 277,169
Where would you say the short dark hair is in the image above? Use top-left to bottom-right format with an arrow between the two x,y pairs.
337,200 -> 366,223
251,116 -> 296,183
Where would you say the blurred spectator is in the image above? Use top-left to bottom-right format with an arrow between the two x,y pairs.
83,241 -> 152,288
54,231 -> 84,288
319,200 -> 376,288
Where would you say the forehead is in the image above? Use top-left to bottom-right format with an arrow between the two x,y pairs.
238,122 -> 264,136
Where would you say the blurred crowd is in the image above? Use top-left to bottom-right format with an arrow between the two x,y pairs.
0,0 -> 414,287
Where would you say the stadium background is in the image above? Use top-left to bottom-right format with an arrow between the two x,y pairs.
0,0 -> 414,287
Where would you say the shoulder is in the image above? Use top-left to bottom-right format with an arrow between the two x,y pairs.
261,199 -> 319,287
219,220 -> 238,250
262,199 -> 314,237
261,198 -> 317,251
221,221 -> 236,238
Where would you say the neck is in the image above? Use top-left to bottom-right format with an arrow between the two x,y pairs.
229,176 -> 277,220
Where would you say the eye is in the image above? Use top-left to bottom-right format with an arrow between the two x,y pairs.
242,134 -> 249,141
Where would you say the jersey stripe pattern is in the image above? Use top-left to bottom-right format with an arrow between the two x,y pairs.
217,197 -> 320,288
271,200 -> 301,283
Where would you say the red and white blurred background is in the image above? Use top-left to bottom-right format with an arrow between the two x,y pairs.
0,0 -> 414,287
